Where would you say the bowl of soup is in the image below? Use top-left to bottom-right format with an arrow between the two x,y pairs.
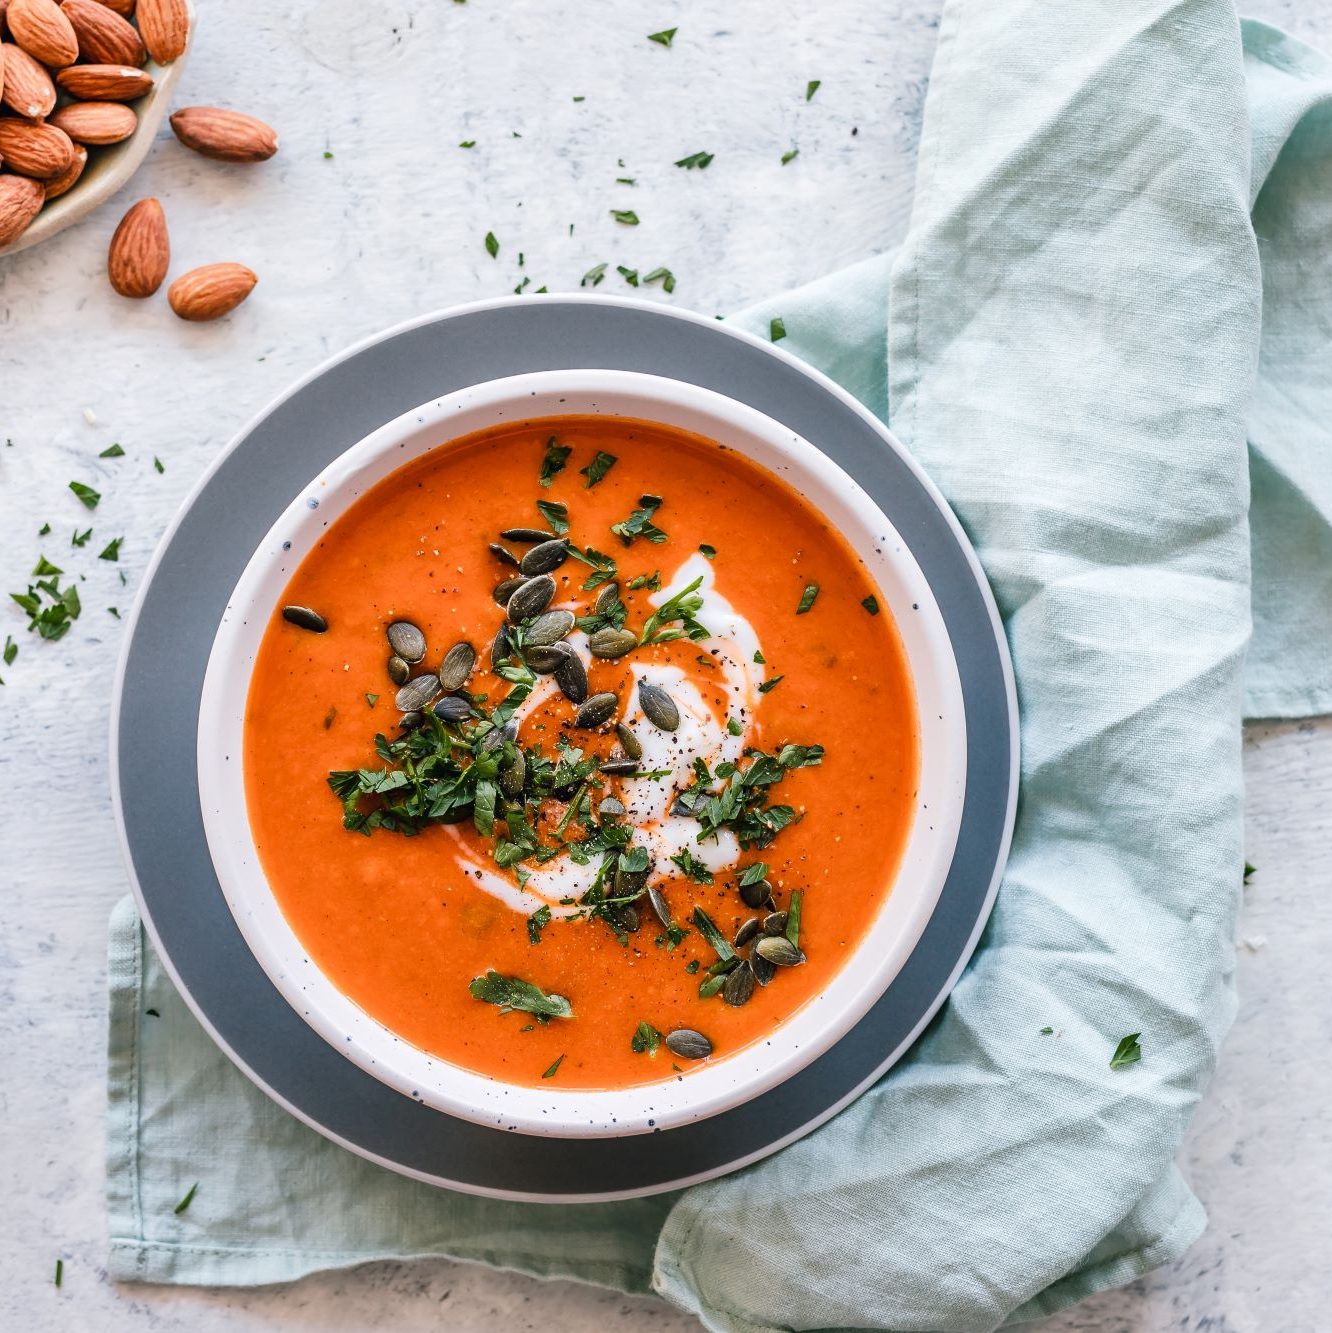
197,369 -> 967,1137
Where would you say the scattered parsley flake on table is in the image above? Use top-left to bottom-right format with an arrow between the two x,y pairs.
484,231 -> 499,259
806,79 -> 821,100
69,480 -> 100,510
647,27 -> 677,47
1110,1033 -> 1142,1069
610,209 -> 640,225
770,316 -> 787,342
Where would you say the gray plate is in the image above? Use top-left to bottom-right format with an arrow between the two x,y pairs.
111,296 -> 1018,1202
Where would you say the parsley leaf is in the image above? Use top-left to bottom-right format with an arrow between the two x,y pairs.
796,583 -> 819,614
642,267 -> 676,294
610,209 -> 640,225
640,576 -> 709,646
781,147 -> 799,165
470,970 -> 573,1018
769,317 -> 787,343
617,265 -> 640,287
611,493 -> 668,546
542,1054 -> 564,1078
540,437 -> 572,487
536,499 -> 569,534
861,594 -> 880,615
173,1182 -> 199,1215
1110,1033 -> 1142,1069
580,451 -> 618,488
631,1020 -> 662,1055
647,27 -> 677,46
99,537 -> 123,562
806,79 -> 821,101
99,443 -> 125,458
674,151 -> 714,170
670,848 -> 714,884
527,904 -> 552,944
581,261 -> 608,288
69,481 -> 100,510
484,231 -> 499,259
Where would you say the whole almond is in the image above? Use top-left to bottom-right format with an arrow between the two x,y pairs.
0,171 -> 43,245
2,41 -> 55,118
8,0 -> 78,66
107,196 -> 169,297
168,262 -> 258,321
43,140 -> 86,198
170,106 -> 277,163
0,117 -> 73,177
136,0 -> 187,64
61,0 -> 143,64
57,62 -> 153,101
51,98 -> 136,143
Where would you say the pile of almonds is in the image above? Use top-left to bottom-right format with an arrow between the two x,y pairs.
0,0 -> 189,243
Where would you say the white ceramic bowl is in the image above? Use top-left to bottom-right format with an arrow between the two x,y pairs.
198,370 -> 968,1138
0,0 -> 194,260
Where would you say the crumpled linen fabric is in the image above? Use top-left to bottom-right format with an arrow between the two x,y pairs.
106,8 -> 1332,1331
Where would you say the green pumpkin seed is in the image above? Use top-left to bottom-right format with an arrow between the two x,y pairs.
387,654 -> 410,685
598,796 -> 625,818
433,695 -> 471,723
527,642 -> 574,674
555,651 -> 588,703
599,755 -> 639,776
499,749 -> 526,796
754,935 -> 805,967
574,692 -> 618,729
386,620 -> 425,662
665,1029 -> 713,1060
723,961 -> 756,1007
494,575 -> 529,607
594,582 -> 621,614
588,627 -> 638,659
614,722 -> 643,760
526,609 -> 575,647
762,910 -> 788,937
478,719 -> 517,752
282,605 -> 327,633
520,538 -> 570,576
740,876 -> 773,910
751,950 -> 777,987
499,526 -> 553,543
438,642 -> 477,692
647,886 -> 673,929
490,624 -> 511,669
639,682 -> 680,731
398,710 -> 424,730
488,542 -> 520,568
507,574 -> 556,623
396,674 -> 442,712
734,917 -> 761,949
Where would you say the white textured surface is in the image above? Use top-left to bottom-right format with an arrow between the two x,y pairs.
0,2 -> 1328,1329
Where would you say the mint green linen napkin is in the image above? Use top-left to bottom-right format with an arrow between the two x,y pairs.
107,7 -> 1332,1330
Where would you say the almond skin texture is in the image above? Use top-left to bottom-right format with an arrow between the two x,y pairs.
0,117 -> 73,177
43,139 -> 85,198
51,98 -> 136,143
56,62 -> 152,100
0,171 -> 43,245
107,196 -> 169,297
168,262 -> 258,321
8,0 -> 78,66
90,0 -> 135,13
2,41 -> 56,118
61,0 -> 143,65
170,106 -> 277,163
136,0 -> 187,64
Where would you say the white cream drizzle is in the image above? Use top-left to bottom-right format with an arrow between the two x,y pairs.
447,554 -> 765,917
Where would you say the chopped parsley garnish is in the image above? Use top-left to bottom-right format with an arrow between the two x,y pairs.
470,970 -> 573,1018
459,139 -> 476,148
616,176 -> 635,185
54,1258 -> 63,1287
99,443 -> 125,458
1243,860 -> 1255,884
484,231 -> 499,258
726,716 -> 743,737
642,266 -> 676,293
617,265 -> 639,286
699,543 -> 716,560
640,576 -> 709,646
1040,1026 -> 1055,1035
153,456 -> 164,473
769,317 -> 787,343
3,636 -> 16,666
581,261 -> 608,287
365,693 -> 379,707
796,583 -> 819,614
628,570 -> 661,591
785,889 -> 803,946
527,904 -> 552,944
676,746 -> 822,849
781,147 -> 799,165
806,79 -> 821,101
1110,1033 -> 1142,1069
173,1182 -> 199,1215
10,561 -> 81,641
72,527 -> 92,548
38,523 -> 50,535
757,675 -> 783,693
647,27 -> 677,46
674,150 -> 714,170
539,436 -> 572,487
684,959 -> 700,974
861,594 -> 880,615
536,499 -> 569,534
670,848 -> 714,884
69,481 -> 100,510
542,1054 -> 564,1078
611,493 -> 668,546
99,537 -> 123,562
568,544 -> 618,590
739,863 -> 769,886
610,209 -> 640,226
580,451 -> 618,488
631,1021 -> 662,1055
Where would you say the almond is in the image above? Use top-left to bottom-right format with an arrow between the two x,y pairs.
51,98 -> 136,143
43,139 -> 85,198
0,171 -> 43,245
168,262 -> 258,321
2,41 -> 55,118
0,117 -> 73,177
136,0 -> 187,64
8,0 -> 77,66
107,196 -> 168,297
91,0 -> 135,13
61,0 -> 143,65
170,106 -> 277,163
56,62 -> 153,101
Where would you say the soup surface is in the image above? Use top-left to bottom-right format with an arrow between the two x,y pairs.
244,416 -> 918,1089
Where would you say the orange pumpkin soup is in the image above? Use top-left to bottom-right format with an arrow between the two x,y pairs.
243,416 -> 918,1089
